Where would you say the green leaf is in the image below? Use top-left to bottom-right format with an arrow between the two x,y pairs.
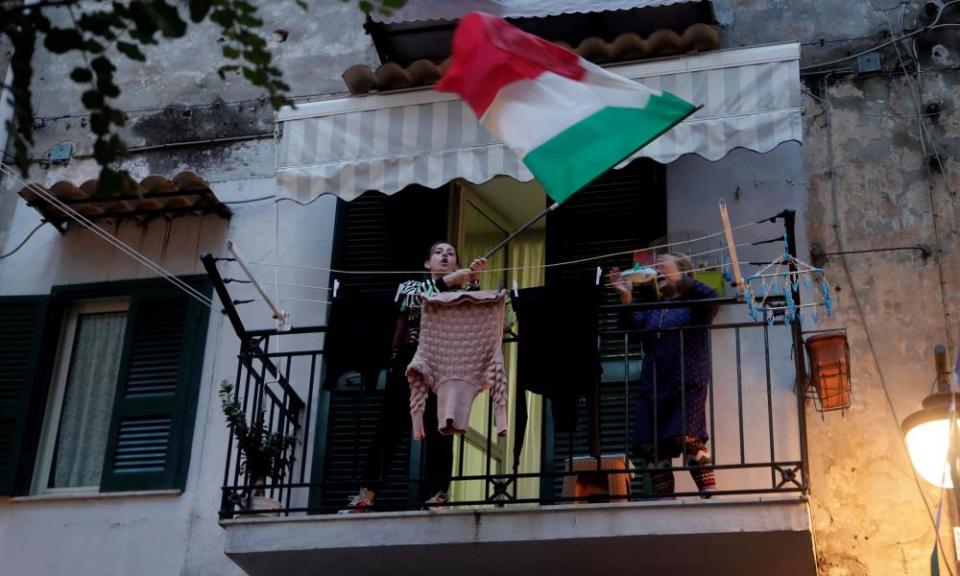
90,111 -> 110,135
217,64 -> 240,79
90,56 -> 117,76
84,40 -> 106,54
296,1 -> 308,10
358,1 -> 374,13
78,12 -> 121,39
117,41 -> 146,61
222,45 -> 240,59
44,29 -> 86,54
149,0 -> 188,38
70,68 -> 93,83
127,1 -> 161,41
236,14 -> 263,28
82,90 -> 105,109
189,0 -> 213,22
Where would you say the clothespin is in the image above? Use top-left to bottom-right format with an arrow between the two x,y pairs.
512,279 -> 519,298
394,282 -> 404,303
595,266 -> 602,286
333,279 -> 340,299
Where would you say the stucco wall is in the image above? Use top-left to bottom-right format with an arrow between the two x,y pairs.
715,1 -> 960,574
3,0 -> 960,575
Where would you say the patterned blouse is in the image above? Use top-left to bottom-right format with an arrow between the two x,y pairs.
392,276 -> 481,361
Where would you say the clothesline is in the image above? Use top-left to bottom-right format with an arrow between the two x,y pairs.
0,162 -> 215,310
247,223 -> 771,277
237,260 -> 749,309
240,243 -> 750,285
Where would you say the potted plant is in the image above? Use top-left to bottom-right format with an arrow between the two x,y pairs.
219,381 -> 297,514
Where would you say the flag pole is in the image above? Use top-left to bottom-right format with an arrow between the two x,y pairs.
481,104 -> 704,261
483,202 -> 559,259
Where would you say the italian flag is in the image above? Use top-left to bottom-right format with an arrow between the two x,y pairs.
437,12 -> 697,204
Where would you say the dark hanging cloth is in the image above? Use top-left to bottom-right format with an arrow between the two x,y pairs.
323,296 -> 399,390
512,283 -> 603,468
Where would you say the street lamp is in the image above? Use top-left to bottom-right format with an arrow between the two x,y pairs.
902,345 -> 960,488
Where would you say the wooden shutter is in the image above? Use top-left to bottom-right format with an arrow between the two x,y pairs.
542,160 -> 666,499
0,297 -> 48,495
316,390 -> 413,512
329,185 -> 451,297
310,185 -> 449,510
100,283 -> 210,492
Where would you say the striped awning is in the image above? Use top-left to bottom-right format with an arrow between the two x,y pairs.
276,42 -> 802,203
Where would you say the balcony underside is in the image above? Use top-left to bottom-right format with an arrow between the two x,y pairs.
224,495 -> 816,576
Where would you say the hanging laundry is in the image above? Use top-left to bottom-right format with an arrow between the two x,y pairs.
512,283 -> 603,464
323,296 -> 399,390
406,290 -> 508,440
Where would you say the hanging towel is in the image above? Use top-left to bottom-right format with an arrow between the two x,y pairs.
323,296 -> 399,390
406,290 -> 508,440
513,283 -> 603,465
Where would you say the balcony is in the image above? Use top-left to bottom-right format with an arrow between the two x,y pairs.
203,246 -> 817,576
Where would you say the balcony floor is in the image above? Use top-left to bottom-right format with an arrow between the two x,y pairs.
223,494 -> 816,576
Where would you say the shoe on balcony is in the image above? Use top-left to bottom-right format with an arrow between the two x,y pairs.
424,491 -> 449,511
338,488 -> 375,514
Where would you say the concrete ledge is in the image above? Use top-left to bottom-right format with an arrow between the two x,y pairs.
223,495 -> 816,576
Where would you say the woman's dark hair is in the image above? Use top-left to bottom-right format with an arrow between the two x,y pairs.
425,241 -> 458,266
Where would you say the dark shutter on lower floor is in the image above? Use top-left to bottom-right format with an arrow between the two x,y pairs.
0,297 -> 48,495
100,282 -> 210,492
542,160 -> 666,499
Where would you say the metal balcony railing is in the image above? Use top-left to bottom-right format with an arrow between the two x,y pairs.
210,290 -> 808,519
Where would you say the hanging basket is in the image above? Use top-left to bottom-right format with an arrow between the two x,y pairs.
804,331 -> 851,413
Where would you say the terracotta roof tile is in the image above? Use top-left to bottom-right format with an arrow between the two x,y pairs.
18,170 -> 231,231
342,23 -> 718,95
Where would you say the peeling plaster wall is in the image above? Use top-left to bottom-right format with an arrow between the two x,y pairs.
716,1 -> 960,574
3,0 -> 960,575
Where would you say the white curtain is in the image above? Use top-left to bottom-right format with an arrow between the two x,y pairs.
52,312 -> 127,489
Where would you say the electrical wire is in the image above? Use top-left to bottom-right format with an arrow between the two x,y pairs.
222,195 -> 276,205
0,221 -> 46,259
881,5 -> 955,357
801,2 -> 960,71
0,162 -> 214,309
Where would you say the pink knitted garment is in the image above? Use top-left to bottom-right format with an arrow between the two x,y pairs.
406,290 -> 507,440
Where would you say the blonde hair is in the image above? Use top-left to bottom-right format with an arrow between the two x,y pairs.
663,252 -> 694,277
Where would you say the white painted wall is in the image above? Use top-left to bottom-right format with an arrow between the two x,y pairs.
0,148 -> 337,575
0,142 -> 808,575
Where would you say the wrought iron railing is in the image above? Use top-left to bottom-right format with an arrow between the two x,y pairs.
215,296 -> 808,519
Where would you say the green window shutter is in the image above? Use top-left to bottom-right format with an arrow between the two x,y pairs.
100,283 -> 210,492
0,297 -> 48,495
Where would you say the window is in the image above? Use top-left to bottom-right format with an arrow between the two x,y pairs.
33,300 -> 129,495
0,277 -> 211,496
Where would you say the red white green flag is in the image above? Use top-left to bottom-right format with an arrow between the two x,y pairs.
437,12 -> 697,204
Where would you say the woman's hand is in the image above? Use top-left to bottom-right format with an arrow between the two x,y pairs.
443,268 -> 473,287
468,257 -> 487,282
607,267 -> 633,304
